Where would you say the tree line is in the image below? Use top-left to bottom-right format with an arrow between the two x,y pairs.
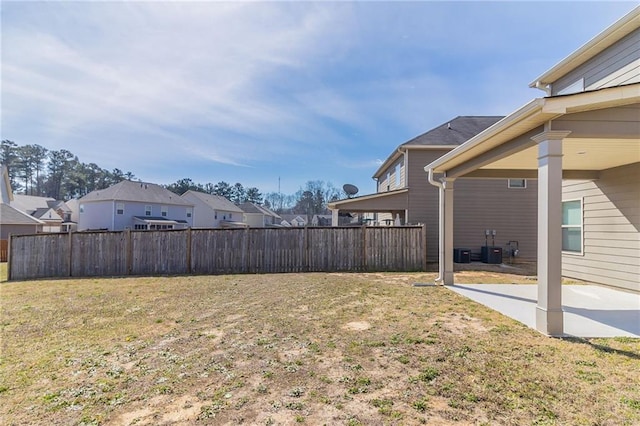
1,140 -> 346,216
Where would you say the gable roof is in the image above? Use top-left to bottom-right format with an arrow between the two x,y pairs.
238,202 -> 281,219
181,190 -> 243,213
80,180 -> 192,206
0,203 -> 44,225
32,207 -> 63,221
10,194 -> 56,214
373,116 -> 504,178
280,214 -> 307,223
402,116 -> 505,147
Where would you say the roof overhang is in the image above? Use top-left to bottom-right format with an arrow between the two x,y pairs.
425,84 -> 640,177
530,6 -> 640,90
328,188 -> 409,212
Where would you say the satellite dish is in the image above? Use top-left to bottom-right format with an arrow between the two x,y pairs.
343,184 -> 359,198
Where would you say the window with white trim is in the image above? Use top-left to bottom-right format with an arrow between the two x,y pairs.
186,208 -> 192,218
508,179 -> 526,189
562,199 -> 583,253
79,204 -> 84,214
145,205 -> 152,216
116,203 -> 124,215
161,206 -> 168,217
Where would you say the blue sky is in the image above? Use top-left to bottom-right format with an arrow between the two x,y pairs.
2,1 -> 636,196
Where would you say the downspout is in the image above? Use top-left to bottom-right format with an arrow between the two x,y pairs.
427,168 -> 444,284
534,81 -> 552,97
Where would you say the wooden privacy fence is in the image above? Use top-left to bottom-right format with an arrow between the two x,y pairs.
7,226 -> 427,280
0,240 -> 8,262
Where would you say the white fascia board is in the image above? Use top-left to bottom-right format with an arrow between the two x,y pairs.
530,6 -> 640,89
424,98 -> 545,173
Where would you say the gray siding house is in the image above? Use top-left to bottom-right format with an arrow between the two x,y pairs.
239,202 -> 281,227
180,190 -> 245,228
78,181 -> 194,231
425,7 -> 639,335
329,116 -> 539,262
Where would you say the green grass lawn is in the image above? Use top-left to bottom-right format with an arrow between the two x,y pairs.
1,271 -> 638,425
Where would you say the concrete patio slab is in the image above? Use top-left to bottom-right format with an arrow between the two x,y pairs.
447,284 -> 640,338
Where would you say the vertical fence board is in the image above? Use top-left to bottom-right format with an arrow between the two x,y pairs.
71,232 -> 128,277
131,230 -> 188,275
9,234 -> 70,280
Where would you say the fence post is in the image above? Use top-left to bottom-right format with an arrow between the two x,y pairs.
68,231 -> 73,277
126,229 -> 133,275
186,228 -> 192,274
422,224 -> 428,271
6,234 -> 12,281
361,225 -> 368,272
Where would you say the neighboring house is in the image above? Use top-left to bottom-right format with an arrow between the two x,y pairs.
0,165 -> 44,260
280,214 -> 307,227
0,204 -> 44,239
10,194 -> 74,233
180,190 -> 246,228
328,116 -> 539,262
425,8 -> 639,335
63,199 -> 81,232
31,207 -> 64,233
311,214 -> 333,227
10,194 -> 75,232
78,180 -> 194,231
239,202 -> 282,227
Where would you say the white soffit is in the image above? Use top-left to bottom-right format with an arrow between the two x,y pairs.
479,138 -> 640,171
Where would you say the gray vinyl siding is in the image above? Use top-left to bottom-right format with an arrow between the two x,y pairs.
552,27 -> 640,95
406,150 -> 538,262
406,150 -> 449,261
454,179 -> 538,262
79,200 -> 193,231
562,162 -> 640,292
79,200 -> 114,230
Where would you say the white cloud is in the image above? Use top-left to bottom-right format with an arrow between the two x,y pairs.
2,1 -> 635,193
2,2 -> 356,166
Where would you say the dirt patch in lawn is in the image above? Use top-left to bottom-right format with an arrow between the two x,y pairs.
1,272 -> 638,425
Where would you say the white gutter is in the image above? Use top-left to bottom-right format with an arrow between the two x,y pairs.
427,168 -> 444,284
529,6 -> 640,90
534,81 -> 552,96
423,98 -> 545,174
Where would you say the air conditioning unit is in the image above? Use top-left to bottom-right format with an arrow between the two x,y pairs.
481,246 -> 502,264
453,248 -> 471,263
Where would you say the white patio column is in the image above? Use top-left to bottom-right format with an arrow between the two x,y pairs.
532,130 -> 570,336
331,209 -> 339,226
442,178 -> 455,285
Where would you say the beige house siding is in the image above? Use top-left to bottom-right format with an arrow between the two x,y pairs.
454,179 -> 538,261
1,224 -> 41,239
377,158 -> 406,192
405,149 -> 539,262
552,27 -> 640,95
562,162 -> 640,292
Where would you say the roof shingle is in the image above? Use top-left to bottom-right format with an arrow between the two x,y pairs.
80,181 -> 192,206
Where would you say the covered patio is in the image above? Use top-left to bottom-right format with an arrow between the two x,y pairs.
423,9 -> 640,336
329,188 -> 409,226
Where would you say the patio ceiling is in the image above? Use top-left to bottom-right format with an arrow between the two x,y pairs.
427,84 -> 640,178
